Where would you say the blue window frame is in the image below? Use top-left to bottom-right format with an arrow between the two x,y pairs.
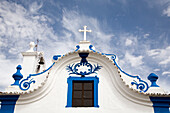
0,95 -> 19,113
150,97 -> 170,113
66,76 -> 99,107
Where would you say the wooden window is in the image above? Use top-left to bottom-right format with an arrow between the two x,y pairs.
72,81 -> 94,107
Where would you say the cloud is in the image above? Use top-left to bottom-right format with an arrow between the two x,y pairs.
118,33 -> 138,47
61,9 -> 114,53
0,1 -> 55,49
0,1 -> 115,57
29,2 -> 43,14
147,46 -> 170,65
147,45 -> 170,92
147,49 -> 160,56
163,6 -> 170,17
124,52 -> 144,67
145,0 -> 170,8
0,1 -> 57,90
159,56 -> 170,65
162,71 -> 170,76
153,68 -> 160,72
0,0 -> 59,59
125,38 -> 133,46
144,33 -> 149,38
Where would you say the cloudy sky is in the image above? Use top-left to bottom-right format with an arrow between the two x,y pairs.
0,0 -> 170,92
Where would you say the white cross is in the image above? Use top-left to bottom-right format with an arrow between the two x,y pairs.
79,25 -> 92,41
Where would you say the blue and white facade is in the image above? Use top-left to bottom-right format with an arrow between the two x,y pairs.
0,31 -> 170,113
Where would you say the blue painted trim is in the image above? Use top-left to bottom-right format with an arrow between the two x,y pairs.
67,77 -> 72,107
89,45 -> 117,58
113,58 -> 149,92
66,76 -> 99,107
19,62 -> 55,91
89,45 -> 95,52
75,45 -> 80,51
150,97 -> 170,113
0,95 -> 19,113
53,55 -> 62,60
89,45 -> 149,92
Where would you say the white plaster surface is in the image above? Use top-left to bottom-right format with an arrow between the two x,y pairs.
21,52 -> 38,77
147,87 -> 165,94
76,40 -> 94,51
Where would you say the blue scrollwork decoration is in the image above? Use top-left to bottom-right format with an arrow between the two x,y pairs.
89,45 -> 149,92
19,62 -> 55,91
90,44 -> 149,92
66,63 -> 102,77
110,55 -> 149,92
131,80 -> 145,91
21,78 -> 36,90
66,53 -> 102,77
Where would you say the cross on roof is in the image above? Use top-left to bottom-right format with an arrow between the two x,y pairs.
79,25 -> 92,41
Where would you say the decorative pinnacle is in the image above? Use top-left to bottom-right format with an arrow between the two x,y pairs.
147,73 -> 159,87
27,42 -> 35,52
79,25 -> 92,41
11,65 -> 23,86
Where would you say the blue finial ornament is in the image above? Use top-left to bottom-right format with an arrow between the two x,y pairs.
11,65 -> 23,86
147,73 -> 159,87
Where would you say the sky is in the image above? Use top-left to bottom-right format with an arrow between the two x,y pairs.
0,0 -> 170,92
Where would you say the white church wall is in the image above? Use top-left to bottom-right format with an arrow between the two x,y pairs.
14,52 -> 154,113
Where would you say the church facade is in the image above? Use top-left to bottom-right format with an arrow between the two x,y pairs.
0,26 -> 170,113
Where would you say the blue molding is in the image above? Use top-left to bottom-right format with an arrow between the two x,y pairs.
89,45 -> 149,92
75,45 -> 80,51
111,56 -> 149,92
19,62 -> 55,91
66,76 -> 99,107
0,95 -> 19,113
89,45 -> 116,57
89,45 -> 95,52
150,97 -> 170,113
66,53 -> 102,77
53,55 -> 62,60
